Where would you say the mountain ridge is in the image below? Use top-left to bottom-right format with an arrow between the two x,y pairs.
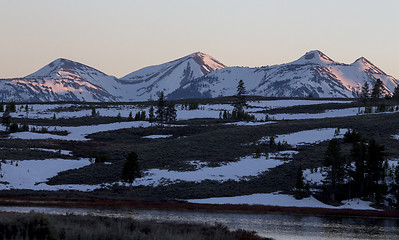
0,51 -> 397,102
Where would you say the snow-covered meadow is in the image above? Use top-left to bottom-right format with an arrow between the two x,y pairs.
1,99 -> 398,210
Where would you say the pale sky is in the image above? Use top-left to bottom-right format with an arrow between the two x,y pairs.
0,0 -> 398,79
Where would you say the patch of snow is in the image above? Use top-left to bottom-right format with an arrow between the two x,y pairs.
224,121 -> 275,126
187,193 -> 377,210
133,151 -> 297,187
259,128 -> 347,147
142,135 -> 173,139
247,100 -> 353,109
303,167 -> 326,185
30,148 -> 73,156
0,158 -> 96,191
9,121 -> 154,141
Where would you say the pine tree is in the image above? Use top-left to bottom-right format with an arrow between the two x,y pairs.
365,139 -> 386,202
371,79 -> 384,100
361,82 -> 370,103
140,111 -> 146,121
351,141 -> 367,196
121,151 -> 142,187
128,111 -> 133,121
323,138 -> 345,202
156,92 -> 166,124
232,80 -> 247,120
91,107 -> 97,117
8,102 -> 16,112
134,112 -> 140,121
393,85 -> 399,102
394,165 -> 399,208
1,110 -> 11,129
295,166 -> 306,199
149,106 -> 155,122
166,104 -> 177,122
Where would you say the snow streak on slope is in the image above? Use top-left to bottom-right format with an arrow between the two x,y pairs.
119,52 -> 226,101
170,50 -> 398,99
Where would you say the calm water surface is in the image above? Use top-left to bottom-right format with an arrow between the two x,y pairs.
0,206 -> 398,240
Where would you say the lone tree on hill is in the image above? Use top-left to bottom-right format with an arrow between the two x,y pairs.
233,80 -> 247,115
121,151 -> 142,187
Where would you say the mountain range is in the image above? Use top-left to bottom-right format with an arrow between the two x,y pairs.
0,50 -> 397,102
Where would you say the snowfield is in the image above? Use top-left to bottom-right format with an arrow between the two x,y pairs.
0,158 -> 96,191
132,151 -> 297,187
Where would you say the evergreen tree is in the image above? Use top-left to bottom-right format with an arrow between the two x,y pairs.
371,79 -> 384,100
393,85 -> 399,102
148,106 -> 155,122
91,107 -> 97,117
128,111 -> 133,121
365,139 -> 386,202
156,92 -> 166,124
166,104 -> 177,122
394,165 -> 399,208
9,102 -> 16,112
0,103 -> 3,112
232,80 -> 247,120
295,166 -> 306,199
134,112 -> 141,121
361,82 -> 370,103
121,151 -> 142,187
323,139 -> 345,202
140,111 -> 146,121
351,141 -> 367,196
1,109 -> 11,129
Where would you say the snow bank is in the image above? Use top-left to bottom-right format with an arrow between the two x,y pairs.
142,135 -> 173,139
188,193 -> 376,210
224,121 -> 275,126
248,100 -> 353,109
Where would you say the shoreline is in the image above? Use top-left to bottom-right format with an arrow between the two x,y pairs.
1,195 -> 398,219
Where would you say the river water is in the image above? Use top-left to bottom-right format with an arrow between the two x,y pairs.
0,206 -> 398,240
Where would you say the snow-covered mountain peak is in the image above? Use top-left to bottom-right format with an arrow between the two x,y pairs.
351,57 -> 386,75
292,50 -> 336,66
190,52 -> 226,75
26,58 -> 109,78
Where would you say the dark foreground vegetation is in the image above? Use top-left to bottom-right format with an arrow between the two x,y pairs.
0,212 -> 268,240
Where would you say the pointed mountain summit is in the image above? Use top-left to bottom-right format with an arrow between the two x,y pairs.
119,52 -> 226,101
291,50 -> 337,66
